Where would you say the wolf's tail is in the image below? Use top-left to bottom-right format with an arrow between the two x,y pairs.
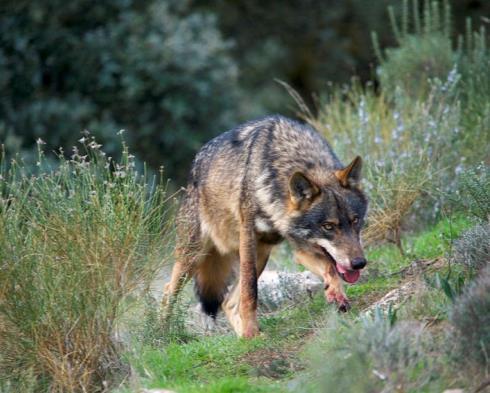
194,280 -> 226,318
193,252 -> 234,318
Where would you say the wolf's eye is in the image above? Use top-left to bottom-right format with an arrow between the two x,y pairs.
322,222 -> 335,231
352,217 -> 359,225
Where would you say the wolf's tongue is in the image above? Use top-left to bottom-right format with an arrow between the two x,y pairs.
336,263 -> 361,283
343,270 -> 360,284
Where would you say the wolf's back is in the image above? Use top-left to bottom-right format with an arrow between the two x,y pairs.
188,115 -> 341,193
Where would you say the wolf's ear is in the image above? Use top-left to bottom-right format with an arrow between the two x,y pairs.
335,156 -> 362,187
289,172 -> 320,208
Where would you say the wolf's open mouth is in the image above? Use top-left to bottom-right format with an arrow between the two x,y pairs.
318,246 -> 361,284
334,262 -> 360,284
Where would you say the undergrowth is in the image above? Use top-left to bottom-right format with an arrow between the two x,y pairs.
0,137 -> 172,392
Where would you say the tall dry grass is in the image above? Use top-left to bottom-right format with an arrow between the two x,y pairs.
0,137 -> 172,392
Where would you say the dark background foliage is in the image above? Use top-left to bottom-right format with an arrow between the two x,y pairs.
1,0 -> 488,182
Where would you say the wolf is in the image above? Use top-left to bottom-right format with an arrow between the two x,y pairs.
162,115 -> 368,338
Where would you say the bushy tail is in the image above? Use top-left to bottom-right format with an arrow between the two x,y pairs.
193,252 -> 234,318
194,279 -> 226,318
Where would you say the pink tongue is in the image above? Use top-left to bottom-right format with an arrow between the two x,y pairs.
335,263 -> 361,283
343,270 -> 360,284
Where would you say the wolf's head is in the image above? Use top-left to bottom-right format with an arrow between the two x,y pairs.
285,156 -> 368,283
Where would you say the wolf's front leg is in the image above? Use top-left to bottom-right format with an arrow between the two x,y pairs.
295,250 -> 350,312
223,242 -> 272,337
324,262 -> 350,312
238,215 -> 259,338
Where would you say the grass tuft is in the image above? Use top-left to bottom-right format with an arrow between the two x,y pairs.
0,137 -> 172,392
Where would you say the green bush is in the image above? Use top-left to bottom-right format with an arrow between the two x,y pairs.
455,163 -> 490,222
452,222 -> 490,272
373,0 -> 454,98
450,266 -> 490,368
301,311 -> 439,393
373,0 -> 490,164
0,0 -> 239,181
0,139 -> 171,392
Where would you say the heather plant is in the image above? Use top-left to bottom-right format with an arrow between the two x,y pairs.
452,222 -> 490,272
138,292 -> 194,346
0,138 -> 172,392
450,266 -> 490,370
450,165 -> 490,272
454,163 -> 490,222
301,311 -> 439,393
373,0 -> 490,159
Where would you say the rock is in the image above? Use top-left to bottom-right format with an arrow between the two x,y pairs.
258,270 -> 323,311
185,270 -> 324,332
364,280 -> 418,314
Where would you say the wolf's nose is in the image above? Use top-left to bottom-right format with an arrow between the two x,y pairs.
351,257 -> 367,270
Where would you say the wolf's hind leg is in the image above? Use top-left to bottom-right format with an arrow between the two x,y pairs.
161,246 -> 200,319
162,250 -> 195,303
162,188 -> 203,312
222,242 -> 272,337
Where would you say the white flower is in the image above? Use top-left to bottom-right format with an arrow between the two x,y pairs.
36,138 -> 46,145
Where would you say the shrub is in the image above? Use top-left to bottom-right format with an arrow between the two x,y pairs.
450,266 -> 490,368
301,311 -> 439,393
452,222 -> 490,272
454,163 -> 490,222
373,0 -> 454,99
373,0 -> 490,161
0,138 -> 172,392
138,292 -> 194,346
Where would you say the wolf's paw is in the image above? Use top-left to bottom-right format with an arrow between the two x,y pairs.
241,322 -> 260,339
337,300 -> 351,312
325,286 -> 350,311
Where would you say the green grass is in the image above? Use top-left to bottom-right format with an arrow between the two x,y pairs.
122,293 -> 329,392
366,214 -> 471,273
129,337 -> 265,389
344,215 -> 472,308
121,214 -> 474,392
